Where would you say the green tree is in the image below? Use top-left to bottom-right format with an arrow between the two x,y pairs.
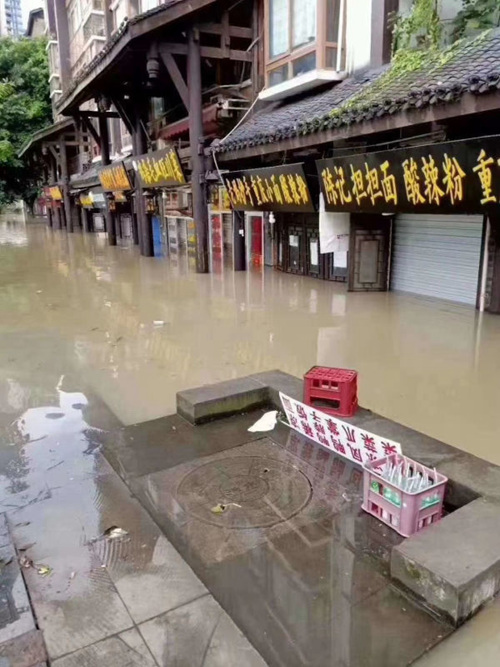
0,37 -> 51,211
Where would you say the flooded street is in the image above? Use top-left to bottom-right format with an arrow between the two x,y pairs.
0,218 -> 499,666
1,219 -> 500,464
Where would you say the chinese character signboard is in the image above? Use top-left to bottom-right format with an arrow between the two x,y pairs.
280,392 -> 402,466
223,163 -> 315,212
48,186 -> 63,201
133,147 -> 185,188
317,138 -> 500,214
98,162 -> 132,192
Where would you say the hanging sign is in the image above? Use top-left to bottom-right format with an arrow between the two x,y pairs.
79,192 -> 94,208
112,191 -> 127,203
98,162 -> 132,192
317,137 -> 500,214
223,163 -> 315,212
133,146 -> 185,188
279,392 -> 402,466
48,186 -> 63,201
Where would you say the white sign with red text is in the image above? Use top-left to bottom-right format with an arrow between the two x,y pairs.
279,392 -> 402,466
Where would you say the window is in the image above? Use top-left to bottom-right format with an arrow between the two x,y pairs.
292,0 -> 317,49
269,0 -> 289,58
265,0 -> 345,89
269,0 -> 317,58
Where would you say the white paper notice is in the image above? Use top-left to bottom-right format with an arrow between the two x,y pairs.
334,251 -> 347,268
279,392 -> 402,465
319,194 -> 350,254
310,240 -> 319,266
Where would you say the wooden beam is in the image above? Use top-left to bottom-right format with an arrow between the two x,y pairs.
198,22 -> 253,39
159,49 -> 189,110
47,144 -> 59,162
78,110 -> 120,119
160,42 -> 252,62
110,97 -> 134,136
79,114 -> 101,149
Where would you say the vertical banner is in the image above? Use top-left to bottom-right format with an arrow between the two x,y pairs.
319,193 -> 350,254
280,392 -> 401,465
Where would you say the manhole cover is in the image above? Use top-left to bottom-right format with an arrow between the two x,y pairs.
177,456 -> 312,528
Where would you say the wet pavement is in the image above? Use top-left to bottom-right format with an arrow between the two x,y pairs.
0,218 -> 498,665
103,414 -> 452,666
1,219 -> 500,464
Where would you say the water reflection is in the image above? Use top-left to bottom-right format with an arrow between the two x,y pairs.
1,220 -> 500,464
0,375 -> 104,505
0,218 -> 28,246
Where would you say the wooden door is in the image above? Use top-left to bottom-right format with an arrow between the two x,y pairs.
250,215 -> 263,266
349,214 -> 392,291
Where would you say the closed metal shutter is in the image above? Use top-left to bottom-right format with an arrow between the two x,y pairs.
391,214 -> 483,305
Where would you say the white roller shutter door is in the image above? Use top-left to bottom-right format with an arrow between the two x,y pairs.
391,214 -> 483,305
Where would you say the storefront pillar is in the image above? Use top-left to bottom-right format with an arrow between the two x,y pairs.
80,206 -> 89,233
188,28 -> 209,273
487,215 -> 500,314
133,111 -> 153,257
233,212 -> 246,271
59,136 -> 73,232
98,109 -> 117,246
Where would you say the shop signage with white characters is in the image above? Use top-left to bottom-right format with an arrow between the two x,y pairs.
280,392 -> 402,465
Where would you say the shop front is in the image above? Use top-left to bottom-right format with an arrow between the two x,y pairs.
317,136 -> 500,307
98,161 -> 134,243
45,185 -> 64,229
208,185 -> 234,272
78,189 -> 108,232
223,162 -> 326,277
132,146 -> 188,259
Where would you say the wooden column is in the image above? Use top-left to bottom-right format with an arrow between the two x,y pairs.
98,109 -> 117,246
48,153 -> 61,230
133,109 -> 153,257
188,28 -> 209,273
59,136 -> 73,232
80,206 -> 88,232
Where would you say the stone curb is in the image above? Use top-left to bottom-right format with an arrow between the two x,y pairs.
0,514 -> 48,667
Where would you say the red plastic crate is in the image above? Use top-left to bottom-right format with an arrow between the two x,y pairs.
362,453 -> 448,537
303,366 -> 358,417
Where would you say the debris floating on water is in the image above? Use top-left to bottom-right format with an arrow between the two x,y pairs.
102,526 -> 129,540
153,320 -> 165,327
248,411 -> 278,433
37,564 -> 52,577
211,502 -> 242,514
19,556 -> 33,569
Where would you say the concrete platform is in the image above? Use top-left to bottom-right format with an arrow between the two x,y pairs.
392,498 -> 500,625
175,370 -> 500,627
110,415 -> 453,666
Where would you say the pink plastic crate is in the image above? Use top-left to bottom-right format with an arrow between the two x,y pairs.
362,453 -> 448,538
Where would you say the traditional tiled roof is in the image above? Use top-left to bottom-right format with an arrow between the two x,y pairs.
56,0 -> 184,110
216,29 -> 500,154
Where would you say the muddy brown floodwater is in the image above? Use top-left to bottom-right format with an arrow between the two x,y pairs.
1,218 -> 500,465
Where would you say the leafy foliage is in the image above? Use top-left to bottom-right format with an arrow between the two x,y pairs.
453,0 -> 500,40
0,37 -> 52,210
392,0 -> 442,54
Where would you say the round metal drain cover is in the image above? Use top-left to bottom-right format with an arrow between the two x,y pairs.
177,456 -> 312,529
